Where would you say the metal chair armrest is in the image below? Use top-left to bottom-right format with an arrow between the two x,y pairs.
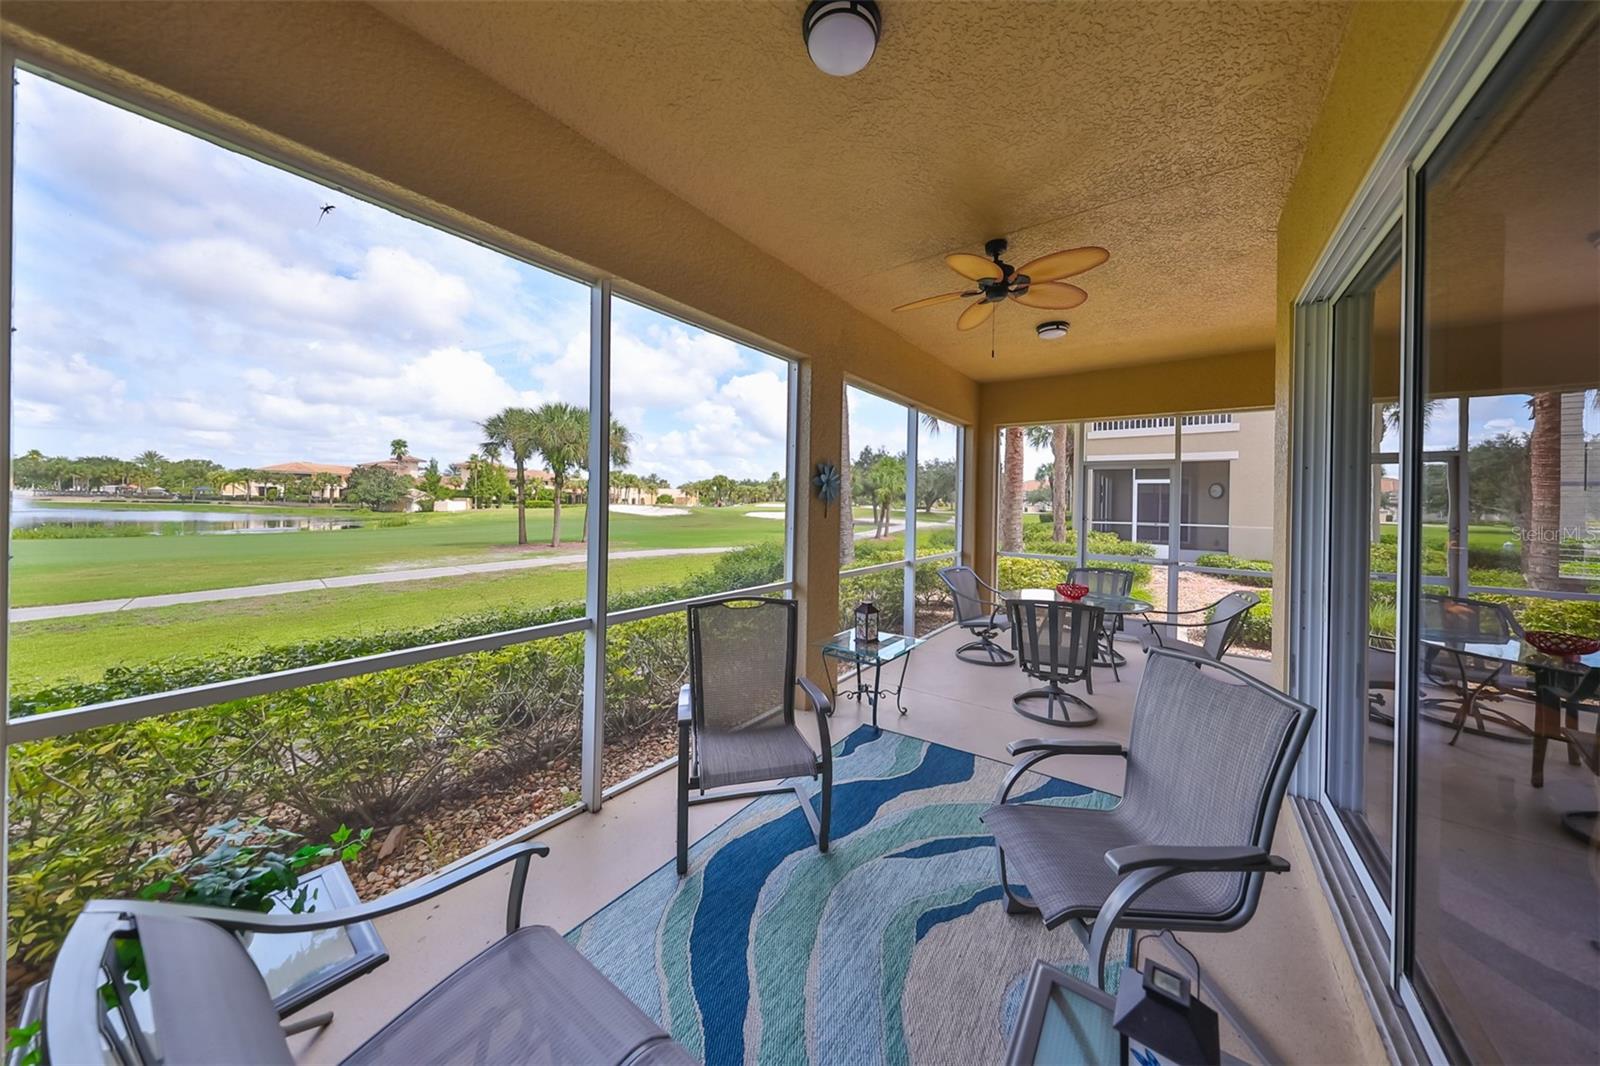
677,683 -> 693,723
799,676 -> 833,756
84,841 -> 552,938
1085,845 -> 1289,989
1104,844 -> 1289,877
1007,738 -> 1126,758
996,740 -> 1126,804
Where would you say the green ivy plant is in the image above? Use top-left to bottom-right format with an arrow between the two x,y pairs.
6,1021 -> 42,1066
139,819 -> 371,914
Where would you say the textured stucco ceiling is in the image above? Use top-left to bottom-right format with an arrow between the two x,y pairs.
376,0 -> 1350,382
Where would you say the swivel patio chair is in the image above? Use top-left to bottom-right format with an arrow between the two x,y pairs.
1419,593 -> 1534,744
1069,566 -> 1135,681
982,649 -> 1314,1057
678,595 -> 832,876
1007,597 -> 1103,727
940,564 -> 1014,665
1135,590 -> 1259,661
43,844 -> 696,1066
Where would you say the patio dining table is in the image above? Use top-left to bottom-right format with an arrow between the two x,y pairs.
1421,633 -> 1600,841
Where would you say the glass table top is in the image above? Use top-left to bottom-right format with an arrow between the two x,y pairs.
820,630 -> 921,662
1421,634 -> 1600,677
1005,588 -> 1155,615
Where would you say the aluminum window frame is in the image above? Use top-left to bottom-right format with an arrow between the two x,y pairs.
837,381 -> 968,644
0,50 -> 811,1004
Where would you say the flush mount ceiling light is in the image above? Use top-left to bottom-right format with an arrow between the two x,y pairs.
1036,320 -> 1071,340
803,1 -> 882,77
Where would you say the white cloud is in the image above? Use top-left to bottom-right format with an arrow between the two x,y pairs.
7,70 -> 798,485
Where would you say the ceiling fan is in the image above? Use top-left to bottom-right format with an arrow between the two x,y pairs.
892,237 -> 1109,331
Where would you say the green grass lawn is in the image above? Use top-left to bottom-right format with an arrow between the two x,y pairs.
9,553 -> 718,687
10,504 -> 785,606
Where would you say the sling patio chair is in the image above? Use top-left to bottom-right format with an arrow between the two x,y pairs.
1419,593 -> 1535,744
678,595 -> 832,876
1068,566 -> 1135,681
1007,596 -> 1103,727
940,564 -> 1015,665
42,843 -> 696,1066
1135,590 -> 1260,662
982,648 -> 1314,1012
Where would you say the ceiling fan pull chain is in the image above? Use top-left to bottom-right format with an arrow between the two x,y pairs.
991,312 -> 996,359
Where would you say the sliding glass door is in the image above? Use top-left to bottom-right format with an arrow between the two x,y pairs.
1406,10 -> 1599,1060
1320,5 -> 1600,1060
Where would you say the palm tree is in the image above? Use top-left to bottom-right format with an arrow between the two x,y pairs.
390,439 -> 409,463
133,450 -> 167,491
207,468 -> 234,501
1001,428 -> 1024,552
1024,425 -> 1071,544
1525,392 -> 1562,587
482,403 -> 629,548
481,407 -> 545,546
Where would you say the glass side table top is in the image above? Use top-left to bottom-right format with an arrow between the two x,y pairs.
820,630 -> 922,662
1006,961 -> 1122,1066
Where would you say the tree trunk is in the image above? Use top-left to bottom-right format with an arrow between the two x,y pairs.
515,462 -> 529,546
1525,392 -> 1561,587
549,476 -> 563,549
1002,427 -> 1024,552
1051,424 -> 1069,544
839,391 -> 855,564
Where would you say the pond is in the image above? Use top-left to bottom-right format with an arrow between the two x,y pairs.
9,496 -> 363,535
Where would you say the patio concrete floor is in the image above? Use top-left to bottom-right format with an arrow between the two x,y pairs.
287,628 -> 1384,1064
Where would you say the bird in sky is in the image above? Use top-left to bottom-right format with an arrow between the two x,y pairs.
316,203 -> 336,225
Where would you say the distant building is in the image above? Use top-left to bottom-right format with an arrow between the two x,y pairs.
369,454 -> 425,479
1082,411 -> 1275,561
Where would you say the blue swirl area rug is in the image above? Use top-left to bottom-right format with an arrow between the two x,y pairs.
567,726 -> 1125,1066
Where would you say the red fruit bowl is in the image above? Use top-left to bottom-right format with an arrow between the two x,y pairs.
1056,583 -> 1090,601
1525,630 -> 1600,658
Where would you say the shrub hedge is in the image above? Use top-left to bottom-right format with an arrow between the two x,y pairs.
7,543 -> 786,984
1193,553 -> 1273,588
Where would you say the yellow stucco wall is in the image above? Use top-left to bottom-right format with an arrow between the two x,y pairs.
1270,0 -> 1462,679
0,1 -> 979,674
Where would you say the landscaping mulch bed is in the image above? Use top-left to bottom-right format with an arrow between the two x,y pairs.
346,721 -> 678,898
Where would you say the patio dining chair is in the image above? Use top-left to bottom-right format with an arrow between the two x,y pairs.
1069,566 -> 1135,680
42,844 -> 696,1066
1419,593 -> 1534,744
1135,590 -> 1259,662
678,595 -> 832,876
940,564 -> 1014,665
1007,597 -> 1103,726
982,648 -> 1314,1042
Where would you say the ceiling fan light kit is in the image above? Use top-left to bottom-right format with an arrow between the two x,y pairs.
1036,320 -> 1070,341
803,0 -> 881,77
892,236 -> 1109,341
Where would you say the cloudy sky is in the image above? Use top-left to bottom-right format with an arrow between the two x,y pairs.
10,70 -> 791,487
12,72 -> 1590,491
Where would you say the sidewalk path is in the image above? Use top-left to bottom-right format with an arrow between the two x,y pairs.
12,546 -> 734,623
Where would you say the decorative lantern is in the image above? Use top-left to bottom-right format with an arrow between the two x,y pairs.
1112,960 -> 1220,1066
853,600 -> 880,643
